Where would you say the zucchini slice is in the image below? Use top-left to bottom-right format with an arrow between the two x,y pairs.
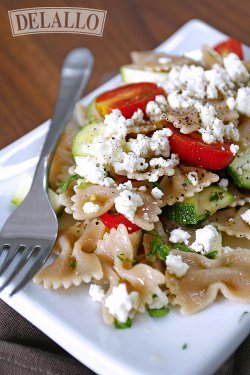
72,120 -> 106,158
164,186 -> 234,225
227,149 -> 250,189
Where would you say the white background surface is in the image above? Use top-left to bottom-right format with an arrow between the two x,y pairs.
0,19 -> 249,375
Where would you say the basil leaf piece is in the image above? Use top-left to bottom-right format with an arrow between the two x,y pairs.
60,174 -> 81,193
210,192 -> 220,202
147,238 -> 170,261
114,318 -> 132,329
151,182 -> 163,191
172,243 -> 193,252
70,257 -> 77,270
147,307 -> 170,317
205,250 -> 218,259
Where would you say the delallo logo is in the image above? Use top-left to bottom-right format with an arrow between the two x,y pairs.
8,7 -> 107,37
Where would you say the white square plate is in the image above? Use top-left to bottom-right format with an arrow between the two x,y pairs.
0,19 -> 249,375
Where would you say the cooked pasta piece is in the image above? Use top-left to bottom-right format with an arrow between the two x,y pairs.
132,191 -> 162,231
160,164 -> 219,206
162,110 -> 201,134
59,180 -> 78,214
95,225 -> 167,322
71,185 -> 119,220
34,219 -> 105,289
49,119 -> 79,190
209,205 -> 250,239
201,44 -> 222,68
227,183 -> 250,207
166,249 -> 250,314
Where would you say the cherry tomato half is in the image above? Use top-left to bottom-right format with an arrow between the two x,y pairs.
100,211 -> 140,233
95,82 -> 165,119
214,38 -> 244,59
165,122 -> 235,170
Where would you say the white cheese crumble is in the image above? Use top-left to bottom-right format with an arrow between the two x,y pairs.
105,283 -> 140,323
187,171 -> 199,186
148,290 -> 169,309
89,284 -> 105,302
218,178 -> 229,190
223,53 -> 249,84
165,253 -> 189,278
230,143 -> 239,155
83,202 -> 100,214
241,209 -> 250,225
114,190 -> 143,222
117,180 -> 133,191
169,228 -> 191,245
190,225 -> 222,255
151,187 -> 164,200
75,156 -> 115,187
236,87 -> 250,117
158,57 -> 171,64
145,95 -> 168,121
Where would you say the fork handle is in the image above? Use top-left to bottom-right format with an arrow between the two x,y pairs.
32,48 -> 94,188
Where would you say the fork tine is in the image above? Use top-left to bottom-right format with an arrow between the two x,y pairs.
10,246 -> 51,296
0,244 -> 23,276
0,245 -> 35,292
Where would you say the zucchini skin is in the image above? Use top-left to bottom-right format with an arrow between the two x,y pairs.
226,151 -> 250,189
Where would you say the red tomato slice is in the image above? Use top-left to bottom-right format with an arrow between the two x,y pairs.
214,38 -> 244,59
100,211 -> 140,233
95,82 -> 165,119
165,122 -> 235,170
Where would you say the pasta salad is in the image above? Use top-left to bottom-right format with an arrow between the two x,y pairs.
32,38 -> 250,328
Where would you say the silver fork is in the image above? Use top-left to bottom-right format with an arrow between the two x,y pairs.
0,48 -> 94,295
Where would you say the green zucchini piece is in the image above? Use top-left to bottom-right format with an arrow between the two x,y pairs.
120,65 -> 168,83
12,175 -> 63,215
86,99 -> 103,122
164,186 -> 234,225
227,149 -> 250,189
72,120 -> 106,158
11,174 -> 32,206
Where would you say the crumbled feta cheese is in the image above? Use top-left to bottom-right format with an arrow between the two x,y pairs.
169,228 -> 191,245
138,185 -> 147,192
218,178 -> 229,190
105,283 -> 140,323
127,134 -> 152,158
151,187 -> 164,200
190,225 -> 222,255
223,53 -> 249,84
150,128 -> 172,158
230,144 -> 239,155
236,87 -> 250,117
117,180 -> 133,191
187,171 -> 199,186
226,97 -> 236,110
148,290 -> 169,309
241,209 -> 250,225
115,190 -> 143,222
89,284 -> 105,302
146,95 -> 167,121
83,202 -> 100,214
75,156 -> 115,186
166,253 -> 189,278
114,152 -> 148,174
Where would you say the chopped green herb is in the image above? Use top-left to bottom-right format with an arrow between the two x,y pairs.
78,181 -> 92,190
148,239 -> 170,261
114,318 -> 132,329
60,174 -> 81,193
151,182 -> 163,191
210,192 -> 220,201
172,243 -> 193,252
70,257 -> 77,270
205,250 -> 218,259
147,307 -> 170,317
239,311 -> 249,322
117,253 -> 136,264
184,178 -> 192,186
182,343 -> 188,350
